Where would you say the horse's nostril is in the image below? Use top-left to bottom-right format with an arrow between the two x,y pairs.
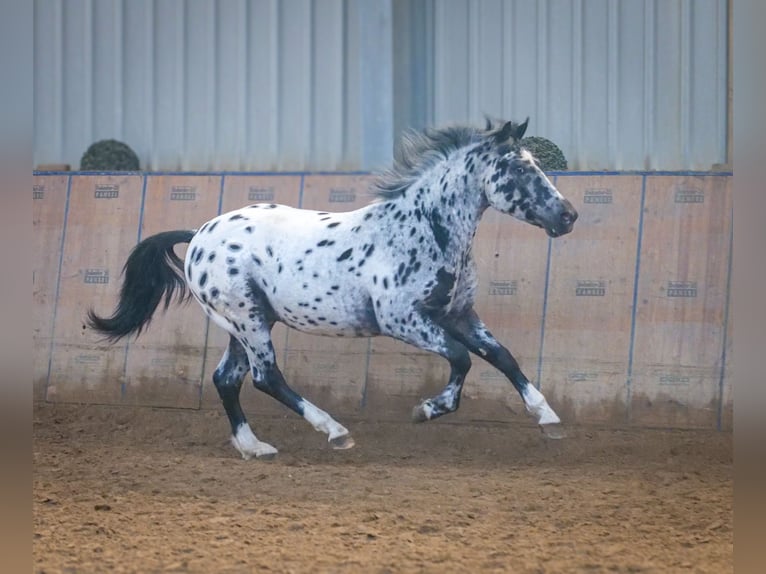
561,209 -> 577,225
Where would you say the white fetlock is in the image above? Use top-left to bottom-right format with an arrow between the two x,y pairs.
522,385 -> 561,425
231,424 -> 278,460
300,400 -> 350,441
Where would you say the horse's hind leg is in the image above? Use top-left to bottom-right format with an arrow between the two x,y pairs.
440,309 -> 563,436
240,327 -> 354,450
213,335 -> 278,460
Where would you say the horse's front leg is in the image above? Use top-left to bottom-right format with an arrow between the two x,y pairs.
388,314 -> 473,422
439,308 -> 563,436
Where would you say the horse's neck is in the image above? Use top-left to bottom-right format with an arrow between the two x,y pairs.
408,152 -> 488,256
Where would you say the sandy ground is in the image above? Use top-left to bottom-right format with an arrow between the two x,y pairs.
33,402 -> 732,573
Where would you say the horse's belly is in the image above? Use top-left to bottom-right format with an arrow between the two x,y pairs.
269,287 -> 381,338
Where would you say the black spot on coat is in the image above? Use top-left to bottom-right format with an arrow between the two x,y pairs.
423,267 -> 456,310
427,209 -> 449,252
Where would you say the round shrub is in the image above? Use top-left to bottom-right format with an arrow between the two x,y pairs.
80,139 -> 140,171
521,136 -> 568,171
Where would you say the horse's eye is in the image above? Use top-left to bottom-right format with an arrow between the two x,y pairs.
515,166 -> 524,175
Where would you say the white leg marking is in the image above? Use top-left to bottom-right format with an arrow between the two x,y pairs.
419,400 -> 436,420
231,423 -> 278,460
522,385 -> 561,425
300,400 -> 349,441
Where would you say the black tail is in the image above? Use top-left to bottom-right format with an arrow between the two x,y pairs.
86,229 -> 196,342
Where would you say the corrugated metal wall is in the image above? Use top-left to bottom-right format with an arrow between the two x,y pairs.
34,0 -> 728,171
34,0 -> 362,171
394,0 -> 729,171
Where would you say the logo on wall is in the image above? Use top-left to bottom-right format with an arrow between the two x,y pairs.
83,268 -> 109,284
583,188 -> 613,204
329,188 -> 356,203
94,184 -> 119,199
170,186 -> 197,201
395,366 -> 422,378
666,281 -> 697,298
247,186 -> 274,201
575,280 -> 606,296
249,187 -> 275,202
567,372 -> 599,383
658,373 -> 691,385
74,354 -> 102,365
33,184 -> 45,200
479,369 -> 504,381
674,187 -> 705,204
489,280 -> 517,296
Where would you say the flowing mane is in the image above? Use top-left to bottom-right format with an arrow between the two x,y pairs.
372,125 -> 484,199
371,120 -> 521,199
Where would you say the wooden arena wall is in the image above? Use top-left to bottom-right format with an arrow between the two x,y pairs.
32,172 -> 733,430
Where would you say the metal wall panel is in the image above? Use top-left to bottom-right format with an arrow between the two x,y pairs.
35,0 -> 727,171
33,0 -> 362,171
394,0 -> 728,171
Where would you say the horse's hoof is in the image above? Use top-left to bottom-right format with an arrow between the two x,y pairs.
412,403 -> 430,423
329,434 -> 355,450
540,423 -> 566,439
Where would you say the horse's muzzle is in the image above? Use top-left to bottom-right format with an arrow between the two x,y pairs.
545,203 -> 578,238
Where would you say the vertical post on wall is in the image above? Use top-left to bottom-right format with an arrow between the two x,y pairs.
726,0 -> 732,168
358,0 -> 394,170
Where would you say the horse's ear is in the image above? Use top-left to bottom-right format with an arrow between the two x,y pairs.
484,114 -> 494,131
490,117 -> 529,143
492,120 -> 516,144
514,117 -> 529,140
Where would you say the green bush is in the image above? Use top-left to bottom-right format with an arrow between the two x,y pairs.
80,139 -> 140,171
521,136 -> 567,171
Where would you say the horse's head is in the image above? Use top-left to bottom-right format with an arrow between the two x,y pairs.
481,118 -> 577,237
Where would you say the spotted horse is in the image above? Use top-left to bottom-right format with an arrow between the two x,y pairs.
87,117 -> 578,460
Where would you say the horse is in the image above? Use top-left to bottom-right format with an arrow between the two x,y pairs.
87,117 -> 578,460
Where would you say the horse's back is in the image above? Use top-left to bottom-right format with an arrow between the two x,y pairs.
185,203 -> 385,337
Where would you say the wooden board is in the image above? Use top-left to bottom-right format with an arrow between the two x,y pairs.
122,175 -> 222,407
630,175 -> 732,428
199,175 -> 302,414
32,172 -> 734,429
539,175 -> 643,424
32,175 -> 69,400
281,175 -> 376,414
48,175 -> 143,403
